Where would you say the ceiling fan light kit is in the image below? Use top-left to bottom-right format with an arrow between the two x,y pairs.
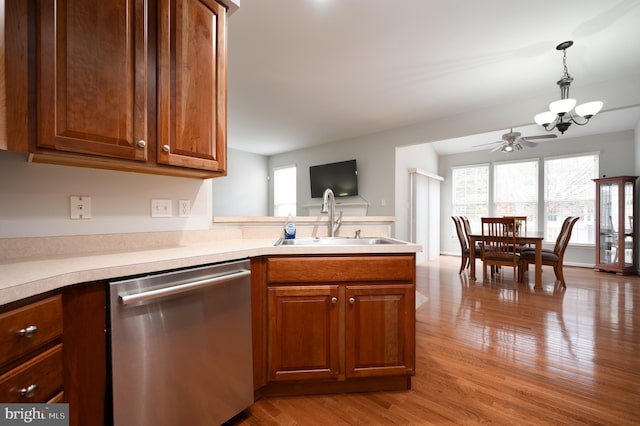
534,40 -> 603,134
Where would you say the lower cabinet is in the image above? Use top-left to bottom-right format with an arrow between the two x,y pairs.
0,295 -> 64,403
0,282 -> 105,426
253,254 -> 416,397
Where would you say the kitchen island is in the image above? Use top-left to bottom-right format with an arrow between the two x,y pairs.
0,217 -> 420,425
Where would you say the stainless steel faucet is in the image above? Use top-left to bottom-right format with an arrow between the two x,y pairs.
321,188 -> 343,237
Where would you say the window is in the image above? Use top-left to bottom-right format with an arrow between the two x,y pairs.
273,165 -> 296,216
452,165 -> 489,232
494,160 -> 538,232
544,154 -> 598,244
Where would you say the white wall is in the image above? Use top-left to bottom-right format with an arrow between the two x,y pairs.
438,130 -> 636,265
268,134 -> 396,218
0,151 -> 213,238
211,148 -> 269,216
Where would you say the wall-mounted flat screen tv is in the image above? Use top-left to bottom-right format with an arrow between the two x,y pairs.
310,159 -> 358,198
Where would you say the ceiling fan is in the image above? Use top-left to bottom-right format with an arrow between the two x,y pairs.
475,129 -> 557,153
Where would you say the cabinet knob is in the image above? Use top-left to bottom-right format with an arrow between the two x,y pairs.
137,140 -> 146,148
18,325 -> 38,337
19,384 -> 38,398
331,297 -> 337,304
162,144 -> 170,152
349,297 -> 355,304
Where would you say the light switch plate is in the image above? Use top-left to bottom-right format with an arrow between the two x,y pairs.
70,196 -> 92,219
151,199 -> 172,217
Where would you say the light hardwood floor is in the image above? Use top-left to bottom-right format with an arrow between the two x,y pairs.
228,256 -> 640,425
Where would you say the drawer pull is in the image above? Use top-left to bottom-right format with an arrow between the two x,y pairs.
331,297 -> 338,304
349,297 -> 356,304
18,325 -> 38,337
19,384 -> 38,398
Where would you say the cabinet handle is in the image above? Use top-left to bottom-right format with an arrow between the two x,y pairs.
349,297 -> 355,304
331,297 -> 337,304
18,325 -> 38,337
162,144 -> 170,152
20,384 -> 38,398
136,140 -> 146,148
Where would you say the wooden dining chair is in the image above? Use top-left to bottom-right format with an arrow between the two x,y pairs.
460,216 -> 476,248
481,217 -> 520,284
519,217 -> 579,287
521,216 -> 573,256
503,216 -> 527,234
452,216 -> 477,273
504,215 -> 528,251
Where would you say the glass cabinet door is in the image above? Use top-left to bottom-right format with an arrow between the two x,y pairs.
624,182 -> 634,266
595,176 -> 637,274
598,181 -> 618,265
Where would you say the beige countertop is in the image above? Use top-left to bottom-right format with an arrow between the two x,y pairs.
0,227 -> 420,305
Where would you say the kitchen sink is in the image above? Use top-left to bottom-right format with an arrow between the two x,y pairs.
274,237 -> 405,246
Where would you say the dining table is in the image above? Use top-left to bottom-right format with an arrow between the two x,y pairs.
468,231 -> 545,289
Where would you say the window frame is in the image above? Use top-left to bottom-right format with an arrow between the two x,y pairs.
543,152 -> 599,245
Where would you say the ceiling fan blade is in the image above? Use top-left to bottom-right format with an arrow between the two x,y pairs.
521,134 -> 557,141
520,139 -> 539,148
473,140 -> 502,148
490,144 -> 504,152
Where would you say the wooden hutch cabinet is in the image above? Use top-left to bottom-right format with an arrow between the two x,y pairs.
594,176 -> 637,275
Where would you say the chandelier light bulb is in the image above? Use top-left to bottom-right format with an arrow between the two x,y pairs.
534,111 -> 556,126
549,98 -> 576,114
575,101 -> 604,118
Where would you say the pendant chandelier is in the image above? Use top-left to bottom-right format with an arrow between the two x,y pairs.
534,41 -> 603,134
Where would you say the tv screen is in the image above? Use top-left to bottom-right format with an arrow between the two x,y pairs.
310,160 -> 358,198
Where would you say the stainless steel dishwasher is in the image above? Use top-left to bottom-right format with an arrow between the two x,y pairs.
108,259 -> 253,426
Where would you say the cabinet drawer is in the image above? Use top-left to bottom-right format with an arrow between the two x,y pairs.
0,344 -> 64,403
0,295 -> 63,367
267,255 -> 415,283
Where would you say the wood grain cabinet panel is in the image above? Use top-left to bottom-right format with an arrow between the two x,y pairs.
0,295 -> 63,368
346,284 -> 415,378
0,344 -> 63,403
158,0 -> 227,173
37,0 -> 149,161
267,285 -> 340,382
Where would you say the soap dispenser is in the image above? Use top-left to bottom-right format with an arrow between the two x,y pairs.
284,214 -> 296,239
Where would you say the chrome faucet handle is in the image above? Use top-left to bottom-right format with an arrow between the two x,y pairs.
332,211 -> 343,235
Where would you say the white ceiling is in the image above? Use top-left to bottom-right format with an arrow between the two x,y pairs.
227,0 -> 640,156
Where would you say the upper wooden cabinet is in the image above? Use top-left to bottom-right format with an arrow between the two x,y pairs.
37,0 -> 150,162
157,0 -> 227,172
4,0 -> 230,178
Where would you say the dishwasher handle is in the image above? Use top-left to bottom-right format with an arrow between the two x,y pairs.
119,269 -> 251,305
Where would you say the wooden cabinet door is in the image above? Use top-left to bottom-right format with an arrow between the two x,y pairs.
157,0 -> 227,173
37,0 -> 148,161
267,285 -> 340,381
345,284 -> 415,378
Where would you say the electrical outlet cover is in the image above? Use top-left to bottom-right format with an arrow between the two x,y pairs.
70,196 -> 92,219
179,200 -> 191,217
